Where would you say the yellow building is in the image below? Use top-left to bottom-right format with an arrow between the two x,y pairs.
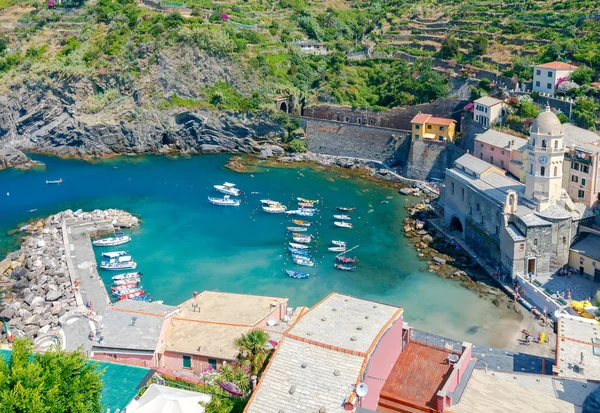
410,112 -> 457,143
569,234 -> 600,282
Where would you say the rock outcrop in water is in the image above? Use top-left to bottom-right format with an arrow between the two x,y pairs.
0,145 -> 29,170
0,209 -> 138,343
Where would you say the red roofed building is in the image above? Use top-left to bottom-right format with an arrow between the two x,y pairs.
533,61 -> 578,97
410,112 -> 457,143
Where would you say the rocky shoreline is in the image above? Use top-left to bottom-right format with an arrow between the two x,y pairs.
0,209 -> 138,344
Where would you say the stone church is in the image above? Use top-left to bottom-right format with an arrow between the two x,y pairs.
443,106 -> 594,277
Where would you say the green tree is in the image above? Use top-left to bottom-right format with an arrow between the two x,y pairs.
472,35 -> 488,55
573,98 -> 598,129
288,138 -> 308,153
234,329 -> 271,375
0,339 -> 104,413
440,34 -> 459,59
556,113 -> 569,123
0,37 -> 7,55
519,101 -> 539,118
570,67 -> 594,86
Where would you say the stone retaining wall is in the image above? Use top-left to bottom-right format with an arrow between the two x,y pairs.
405,140 -> 466,181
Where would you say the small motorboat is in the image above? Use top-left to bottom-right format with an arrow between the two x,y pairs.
292,236 -> 312,244
296,210 -> 315,217
112,286 -> 141,296
208,195 -> 240,206
292,220 -> 311,227
285,209 -> 300,215
101,255 -> 132,266
131,294 -> 153,302
334,221 -> 353,229
289,242 -> 310,250
297,197 -> 319,204
285,269 -> 310,279
287,226 -> 307,232
263,204 -> 286,213
331,240 -> 347,247
260,199 -> 280,205
113,277 -> 141,286
333,214 -> 351,220
336,256 -> 357,263
293,256 -> 315,267
111,282 -> 139,292
93,233 -> 131,247
214,182 -> 243,196
328,246 -> 347,252
112,271 -> 142,281
118,289 -> 146,301
102,251 -> 129,259
288,247 -> 310,256
100,261 -> 137,271
337,207 -> 355,212
334,263 -> 356,271
46,178 -> 63,184
298,202 -> 313,207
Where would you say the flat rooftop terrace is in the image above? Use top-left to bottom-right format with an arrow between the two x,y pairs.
555,317 -> 600,380
378,341 -> 453,412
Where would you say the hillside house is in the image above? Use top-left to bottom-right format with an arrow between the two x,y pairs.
410,113 -> 456,143
532,62 -> 578,97
473,97 -> 507,128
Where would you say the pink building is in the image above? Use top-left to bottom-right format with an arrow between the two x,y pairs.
474,129 -> 529,182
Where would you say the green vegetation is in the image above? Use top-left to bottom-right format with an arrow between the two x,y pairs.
0,338 -> 104,413
234,329 -> 271,375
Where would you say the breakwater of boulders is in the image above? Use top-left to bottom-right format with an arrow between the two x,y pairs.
0,209 -> 138,343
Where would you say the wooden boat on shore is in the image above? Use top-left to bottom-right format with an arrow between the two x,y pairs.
292,219 -> 311,227
333,214 -> 351,220
46,178 -> 63,184
331,240 -> 347,247
100,261 -> 137,271
208,195 -> 240,206
112,271 -> 142,281
93,233 -> 131,247
334,221 -> 353,229
336,207 -> 355,212
328,246 -> 347,252
285,269 -> 310,279
289,242 -> 310,250
334,263 -> 356,271
102,251 -> 129,259
214,182 -> 243,196
336,256 -> 357,263
287,226 -> 307,232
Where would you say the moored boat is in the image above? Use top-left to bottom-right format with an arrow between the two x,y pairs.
328,246 -> 347,252
260,199 -> 280,205
336,256 -> 357,263
295,210 -> 315,217
214,182 -> 243,196
292,219 -> 311,227
288,247 -> 310,256
92,233 -> 131,247
100,261 -> 137,271
289,242 -> 310,250
298,202 -> 313,207
46,178 -> 63,184
336,207 -> 355,212
333,214 -> 351,220
285,269 -> 310,279
102,251 -> 129,259
292,236 -> 312,244
331,240 -> 347,247
334,221 -> 353,229
293,256 -> 316,267
208,195 -> 240,206
297,197 -> 319,204
112,271 -> 142,281
287,226 -> 307,232
101,255 -> 132,266
262,204 -> 287,213
334,263 -> 356,271
113,277 -> 141,286
118,289 -> 146,301
111,282 -> 139,292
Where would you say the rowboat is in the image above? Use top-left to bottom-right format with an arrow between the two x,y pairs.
334,263 -> 356,271
208,195 -> 240,206
102,251 -> 129,259
112,271 -> 142,281
118,289 -> 146,301
292,220 -> 311,227
293,256 -> 315,266
263,204 -> 286,213
287,226 -> 307,232
334,221 -> 353,229
292,236 -> 312,244
111,282 -> 139,292
328,246 -> 347,252
331,240 -> 347,247
46,178 -> 63,184
100,261 -> 137,271
285,269 -> 310,279
288,247 -> 310,256
297,197 -> 319,204
333,214 -> 351,220
336,207 -> 355,212
214,182 -> 243,196
336,256 -> 357,263
113,277 -> 141,286
93,233 -> 131,247
289,242 -> 310,250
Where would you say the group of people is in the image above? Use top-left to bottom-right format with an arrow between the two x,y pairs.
522,329 -> 543,345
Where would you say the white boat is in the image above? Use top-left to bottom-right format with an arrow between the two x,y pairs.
208,195 -> 240,206
102,251 -> 129,259
260,199 -> 280,205
328,246 -> 347,252
93,234 -> 131,247
297,197 -> 319,204
293,236 -> 312,243
285,209 -> 300,215
287,226 -> 307,232
331,240 -> 347,247
333,214 -> 351,220
293,256 -> 315,267
334,221 -> 353,229
102,255 -> 132,265
262,204 -> 286,213
214,182 -> 243,196
100,261 -> 137,271
113,277 -> 141,286
289,242 -> 310,250
112,271 -> 142,281
296,210 -> 315,217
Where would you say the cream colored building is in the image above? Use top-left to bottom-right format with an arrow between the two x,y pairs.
532,62 -> 578,97
562,124 -> 600,208
473,96 -> 507,128
569,234 -> 600,281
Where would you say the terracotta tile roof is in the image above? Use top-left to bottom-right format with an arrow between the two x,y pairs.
411,113 -> 431,124
428,116 -> 455,126
537,61 -> 578,70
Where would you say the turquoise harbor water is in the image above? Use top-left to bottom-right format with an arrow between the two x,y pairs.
0,154 -> 519,346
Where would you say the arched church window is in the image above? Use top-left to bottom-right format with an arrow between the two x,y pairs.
532,139 -> 536,146
554,140 -> 558,149
542,140 -> 547,148
529,164 -> 533,174
540,166 -> 545,176
554,166 -> 558,176
562,237 -> 566,244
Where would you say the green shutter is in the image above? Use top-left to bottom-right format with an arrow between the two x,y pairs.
183,355 -> 191,368
208,359 -> 217,369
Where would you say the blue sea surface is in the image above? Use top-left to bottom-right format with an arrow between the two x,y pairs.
0,154 -> 519,346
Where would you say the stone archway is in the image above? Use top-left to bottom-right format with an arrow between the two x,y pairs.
279,101 -> 288,113
450,216 -> 463,233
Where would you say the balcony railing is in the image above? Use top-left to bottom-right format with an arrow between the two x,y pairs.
526,144 -> 566,152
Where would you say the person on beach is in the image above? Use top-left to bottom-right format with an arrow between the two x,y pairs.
193,289 -> 198,298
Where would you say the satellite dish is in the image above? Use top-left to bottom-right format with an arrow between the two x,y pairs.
267,317 -> 276,327
356,383 -> 369,397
